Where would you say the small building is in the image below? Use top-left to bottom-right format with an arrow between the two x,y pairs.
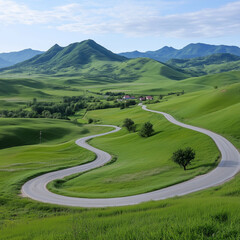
123,95 -> 131,100
123,95 -> 136,100
139,97 -> 146,101
146,96 -> 153,100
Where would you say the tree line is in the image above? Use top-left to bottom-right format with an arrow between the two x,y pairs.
0,96 -> 137,119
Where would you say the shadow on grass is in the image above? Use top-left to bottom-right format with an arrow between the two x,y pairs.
152,130 -> 163,136
187,162 -> 217,170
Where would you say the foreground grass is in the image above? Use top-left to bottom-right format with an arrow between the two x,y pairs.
1,173 -> 240,239
48,106 -> 219,198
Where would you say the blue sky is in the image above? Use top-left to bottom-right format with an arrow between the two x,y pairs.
0,0 -> 240,53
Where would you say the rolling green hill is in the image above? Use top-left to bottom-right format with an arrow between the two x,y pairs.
167,53 -> 240,76
0,40 -> 191,100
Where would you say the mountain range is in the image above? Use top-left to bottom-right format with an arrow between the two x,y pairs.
1,40 -> 188,82
0,49 -> 44,68
2,40 -> 240,79
1,40 -> 240,99
119,43 -> 240,62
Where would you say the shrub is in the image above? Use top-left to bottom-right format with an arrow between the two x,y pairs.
139,122 -> 154,137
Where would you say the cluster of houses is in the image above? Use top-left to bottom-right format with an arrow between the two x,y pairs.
122,95 -> 153,101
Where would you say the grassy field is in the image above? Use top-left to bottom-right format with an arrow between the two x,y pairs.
0,67 -> 239,239
0,109 -> 239,239
0,119 -> 113,193
1,175 -> 240,239
47,106 -> 219,198
1,67 -> 240,104
149,82 -> 240,149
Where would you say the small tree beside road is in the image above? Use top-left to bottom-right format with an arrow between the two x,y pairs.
123,118 -> 136,132
139,122 -> 154,137
171,147 -> 195,170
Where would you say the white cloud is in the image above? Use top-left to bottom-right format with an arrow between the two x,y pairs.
0,0 -> 240,38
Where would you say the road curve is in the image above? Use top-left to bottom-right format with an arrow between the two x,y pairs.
21,105 -> 240,207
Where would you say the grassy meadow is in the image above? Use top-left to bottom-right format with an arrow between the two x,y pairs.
48,106 -> 219,198
0,64 -> 239,239
149,82 -> 240,149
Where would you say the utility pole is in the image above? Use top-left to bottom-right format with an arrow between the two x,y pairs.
40,131 -> 42,144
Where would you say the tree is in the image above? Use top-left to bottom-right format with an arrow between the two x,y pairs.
171,147 -> 195,170
33,98 -> 37,105
139,122 -> 154,137
123,118 -> 136,132
88,118 -> 93,124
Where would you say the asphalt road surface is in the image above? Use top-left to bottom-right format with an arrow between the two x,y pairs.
21,105 -> 240,207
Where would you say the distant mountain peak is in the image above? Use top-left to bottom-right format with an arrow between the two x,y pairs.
119,43 -> 240,62
0,48 -> 44,67
50,44 -> 61,49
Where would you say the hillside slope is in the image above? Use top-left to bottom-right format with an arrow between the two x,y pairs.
167,53 -> 240,76
150,82 -> 240,149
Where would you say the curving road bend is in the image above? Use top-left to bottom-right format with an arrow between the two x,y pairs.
21,106 -> 240,207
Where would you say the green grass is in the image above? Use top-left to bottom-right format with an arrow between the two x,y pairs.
149,82 -> 240,149
47,106 -> 219,198
0,64 -> 239,239
0,120 -> 112,192
0,118 -> 110,149
1,62 -> 240,103
0,119 -> 115,240
1,174 -> 240,239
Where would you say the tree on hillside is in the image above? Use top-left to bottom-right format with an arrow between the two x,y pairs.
123,118 -> 136,132
171,147 -> 195,170
139,122 -> 154,137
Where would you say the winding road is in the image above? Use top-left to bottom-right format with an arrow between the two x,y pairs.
21,105 -> 240,207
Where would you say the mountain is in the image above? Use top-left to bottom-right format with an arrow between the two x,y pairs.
120,47 -> 178,62
167,53 -> 240,76
119,43 -> 240,62
0,57 -> 12,68
1,39 -> 189,84
4,40 -> 127,73
0,49 -> 44,67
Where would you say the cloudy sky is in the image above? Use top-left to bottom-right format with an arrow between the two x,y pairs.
0,0 -> 240,53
